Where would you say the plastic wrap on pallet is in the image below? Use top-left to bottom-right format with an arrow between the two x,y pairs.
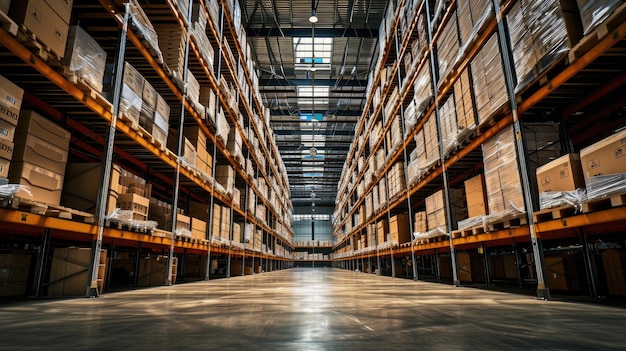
438,96 -> 460,156
175,227 -> 192,238
483,206 -> 526,227
65,26 -> 107,92
457,0 -> 494,54
585,173 -> 626,201
483,126 -> 525,218
430,0 -> 449,31
457,215 -> 487,231
507,0 -> 576,92
435,10 -> 460,85
413,227 -> 448,241
120,85 -> 142,126
128,0 -> 163,63
215,110 -> 230,145
0,184 -> 32,198
539,189 -> 586,210
578,0 -> 621,34
414,60 -> 433,116
106,208 -> 158,231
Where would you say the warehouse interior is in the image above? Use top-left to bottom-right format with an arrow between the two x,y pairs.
0,0 -> 626,330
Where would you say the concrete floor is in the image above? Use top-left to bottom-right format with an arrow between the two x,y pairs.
1,268 -> 625,350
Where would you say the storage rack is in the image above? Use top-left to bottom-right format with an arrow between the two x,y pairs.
332,0 -> 626,298
0,0 -> 295,297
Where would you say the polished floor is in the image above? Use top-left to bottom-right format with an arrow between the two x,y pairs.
2,268 -> 626,350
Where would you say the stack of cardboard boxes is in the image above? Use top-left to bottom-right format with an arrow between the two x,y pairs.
10,110 -> 70,205
0,75 -> 22,181
0,252 -> 31,297
64,25 -> 107,92
10,0 -> 73,59
62,163 -> 122,215
184,126 -> 213,176
389,214 -> 411,245
457,0 -> 493,47
116,169 -> 151,222
435,11 -> 460,85
425,189 -> 464,233
470,34 -> 508,125
482,126 -> 525,219
453,68 -> 477,137
227,126 -> 243,164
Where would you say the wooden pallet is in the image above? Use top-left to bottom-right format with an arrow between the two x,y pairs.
152,229 -> 171,238
118,112 -> 139,131
476,102 -> 511,133
533,205 -> 579,223
0,9 -> 18,35
582,193 -> 626,213
452,224 -> 486,238
7,197 -> 95,223
568,2 -> 626,63
106,221 -> 153,234
63,70 -> 113,113
16,25 -> 62,66
486,215 -> 528,232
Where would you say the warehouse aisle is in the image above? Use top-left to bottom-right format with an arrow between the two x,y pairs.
1,268 -> 625,350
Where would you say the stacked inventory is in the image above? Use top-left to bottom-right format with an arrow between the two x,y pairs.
0,252 -> 31,297
470,34 -> 508,126
0,75 -> 22,180
10,111 -> 70,205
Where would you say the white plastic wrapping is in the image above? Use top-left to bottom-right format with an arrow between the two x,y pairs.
175,227 -> 192,238
457,0 -> 494,55
438,95 -> 460,156
435,10 -> 460,85
413,227 -> 448,241
215,109 -> 230,145
414,60 -> 434,117
539,189 -> 586,210
585,173 -> 626,201
0,184 -> 32,198
507,0 -> 574,92
457,215 -> 486,231
120,85 -> 142,128
578,0 -> 621,34
106,208 -> 158,232
128,0 -> 163,63
471,33 -> 508,125
65,26 -> 107,92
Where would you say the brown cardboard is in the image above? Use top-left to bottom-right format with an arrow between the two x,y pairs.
0,157 -> 9,178
536,153 -> 585,192
0,138 -> 13,160
16,111 -> 70,151
0,116 -> 15,141
389,214 -> 411,244
0,0 -> 10,13
0,75 -> 23,126
12,134 -> 68,174
580,128 -> 626,181
465,174 -> 487,218
8,162 -> 64,205
377,219 -> 388,244
123,62 -> 144,94
45,0 -> 73,23
155,95 -> 170,122
62,163 -> 121,214
64,25 -> 106,92
191,217 -> 207,241
117,193 -> 149,220
142,80 -> 158,108
10,0 -> 69,58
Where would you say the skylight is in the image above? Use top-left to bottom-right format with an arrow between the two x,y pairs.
297,86 -> 329,106
293,37 -> 332,70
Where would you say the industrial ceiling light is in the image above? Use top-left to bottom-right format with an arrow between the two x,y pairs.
309,10 -> 318,23
309,146 -> 318,157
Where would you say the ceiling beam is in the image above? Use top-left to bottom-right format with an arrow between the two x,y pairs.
259,78 -> 367,87
246,27 -> 377,38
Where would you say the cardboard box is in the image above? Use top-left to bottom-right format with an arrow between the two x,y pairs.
123,62 -> 144,94
155,95 -> 170,122
117,193 -> 149,221
176,213 -> 191,232
0,75 -> 23,126
580,128 -> 626,181
12,134 -> 68,174
536,153 -> 585,192
0,138 -> 13,160
46,0 -> 73,23
8,162 -> 64,205
16,110 -> 70,151
0,117 -> 15,141
377,219 -> 388,244
191,217 -> 207,241
0,157 -> 9,178
389,214 -> 411,244
465,174 -> 487,218
64,26 -> 107,92
10,0 -> 69,58
62,163 -> 121,215
0,0 -> 10,13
